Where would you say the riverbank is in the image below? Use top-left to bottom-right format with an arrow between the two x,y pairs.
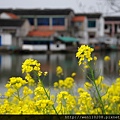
0,47 -> 120,55
0,48 -> 78,54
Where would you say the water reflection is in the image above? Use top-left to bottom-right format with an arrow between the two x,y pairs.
0,51 -> 120,94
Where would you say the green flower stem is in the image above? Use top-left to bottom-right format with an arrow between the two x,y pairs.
40,79 -> 61,120
88,63 -> 105,114
32,71 -> 59,116
16,89 -> 20,100
39,79 -> 59,115
13,93 -> 20,100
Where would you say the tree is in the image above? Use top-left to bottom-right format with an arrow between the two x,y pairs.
76,0 -> 120,15
107,0 -> 120,12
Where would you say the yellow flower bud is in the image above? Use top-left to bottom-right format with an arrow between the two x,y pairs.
5,83 -> 11,88
94,56 -> 97,61
71,72 -> 76,77
44,71 -> 48,76
104,56 -> 110,61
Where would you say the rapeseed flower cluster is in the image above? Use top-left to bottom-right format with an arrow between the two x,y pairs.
22,58 -> 42,76
54,77 -> 74,90
0,45 -> 120,115
0,59 -> 57,114
76,45 -> 94,65
101,77 -> 120,114
56,91 -> 76,114
77,89 -> 94,114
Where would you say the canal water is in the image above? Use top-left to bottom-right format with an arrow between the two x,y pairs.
0,51 -> 120,94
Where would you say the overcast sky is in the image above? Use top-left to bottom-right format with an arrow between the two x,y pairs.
0,0 -> 117,15
0,0 -> 107,12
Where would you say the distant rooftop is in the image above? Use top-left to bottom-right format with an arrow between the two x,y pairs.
104,17 -> 120,21
0,8 -> 74,16
75,13 -> 102,18
0,8 -> 13,14
0,19 -> 26,27
0,9 -> 104,18
2,12 -> 19,19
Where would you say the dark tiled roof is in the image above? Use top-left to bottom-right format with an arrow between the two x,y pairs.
0,9 -> 13,13
12,8 -> 73,15
0,19 -> 25,27
75,13 -> 102,18
104,17 -> 120,21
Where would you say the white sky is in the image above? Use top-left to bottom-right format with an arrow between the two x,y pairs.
0,0 -> 118,15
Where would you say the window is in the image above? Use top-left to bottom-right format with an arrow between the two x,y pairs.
75,22 -> 82,27
28,18 -> 34,25
117,36 -> 120,39
37,18 -> 49,25
52,18 -> 65,25
105,24 -> 108,29
115,24 -> 118,33
88,20 -> 96,28
88,32 -> 95,38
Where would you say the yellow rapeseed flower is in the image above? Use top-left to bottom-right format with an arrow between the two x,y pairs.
23,86 -> 33,96
25,73 -> 35,85
5,88 -> 15,97
84,65 -> 89,69
84,82 -> 92,90
77,88 -> 85,93
111,96 -> 120,103
95,76 -> 104,86
104,56 -> 110,61
5,83 -> 11,89
118,60 -> 120,66
94,56 -> 97,61
15,83 -> 22,89
71,72 -> 76,77
22,58 -> 42,76
9,77 -> 17,84
56,66 -> 63,77
44,71 -> 48,76
64,77 -> 74,89
58,80 -> 64,87
54,82 -> 58,88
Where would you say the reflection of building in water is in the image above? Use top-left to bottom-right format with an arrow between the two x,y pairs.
0,55 -> 12,84
0,52 -> 119,91
0,55 -> 12,94
0,55 -> 1,68
0,54 -> 23,82
0,55 -> 11,70
103,52 -> 119,82
85,51 -> 120,84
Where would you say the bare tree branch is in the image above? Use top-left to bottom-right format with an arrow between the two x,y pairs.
107,0 -> 120,12
76,0 -> 120,15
